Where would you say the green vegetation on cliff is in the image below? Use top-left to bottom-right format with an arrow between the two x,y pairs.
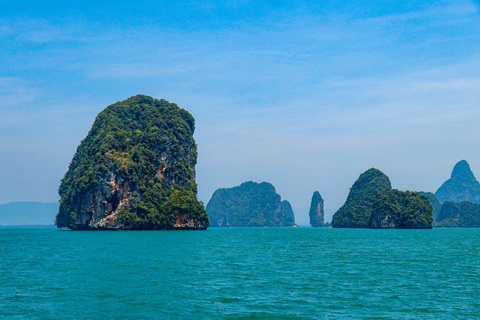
206,181 -> 296,227
436,201 -> 480,228
369,189 -> 433,229
332,168 -> 391,228
56,95 -> 208,230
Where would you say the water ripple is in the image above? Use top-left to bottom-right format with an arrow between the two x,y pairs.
1,228 -> 480,319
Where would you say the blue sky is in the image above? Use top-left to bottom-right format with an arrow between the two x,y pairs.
1,0 -> 480,223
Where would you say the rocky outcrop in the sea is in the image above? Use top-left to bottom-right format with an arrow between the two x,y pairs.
436,201 -> 480,228
369,189 -> 433,229
419,192 -> 441,225
435,160 -> 480,204
206,181 -> 296,227
55,95 -> 209,230
309,191 -> 324,227
332,168 -> 392,228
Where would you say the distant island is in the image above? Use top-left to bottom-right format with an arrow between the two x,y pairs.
309,191 -> 325,227
425,160 -> 480,228
55,95 -> 209,230
332,168 -> 433,229
6,131 -> 478,231
0,202 -> 58,226
418,192 -> 441,225
436,201 -> 480,228
206,181 -> 296,227
435,160 -> 480,204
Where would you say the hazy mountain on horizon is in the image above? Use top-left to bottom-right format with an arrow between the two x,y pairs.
435,160 -> 480,204
0,202 -> 58,226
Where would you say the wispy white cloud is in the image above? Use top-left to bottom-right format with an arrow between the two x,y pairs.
368,2 -> 478,24
0,77 -> 39,108
0,18 -> 98,43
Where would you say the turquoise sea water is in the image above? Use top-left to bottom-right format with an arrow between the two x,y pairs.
1,227 -> 479,319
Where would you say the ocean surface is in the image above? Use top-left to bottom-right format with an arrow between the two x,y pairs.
1,227 -> 479,319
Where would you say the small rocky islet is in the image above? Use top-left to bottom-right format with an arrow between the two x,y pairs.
54,95 -> 480,230
309,191 -> 325,227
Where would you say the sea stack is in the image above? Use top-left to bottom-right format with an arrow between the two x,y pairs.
55,95 -> 209,230
332,168 -> 391,228
309,191 -> 325,227
206,181 -> 296,227
435,160 -> 480,204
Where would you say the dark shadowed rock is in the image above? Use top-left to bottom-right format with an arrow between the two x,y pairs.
436,201 -> 480,228
309,191 -> 324,227
435,160 -> 480,204
419,192 -> 442,224
332,168 -> 391,228
282,200 -> 296,226
206,181 -> 296,227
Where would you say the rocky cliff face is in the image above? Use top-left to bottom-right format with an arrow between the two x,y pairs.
55,95 -> 209,230
206,181 -> 296,227
281,200 -> 296,226
436,201 -> 480,228
309,191 -> 324,227
332,168 -> 391,228
369,189 -> 433,229
435,160 -> 480,204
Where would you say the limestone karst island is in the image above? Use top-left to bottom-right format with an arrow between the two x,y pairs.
309,191 -> 325,227
434,160 -> 480,228
332,168 -> 433,229
329,160 -> 480,229
206,181 -> 296,227
53,94 -> 480,230
55,95 -> 209,230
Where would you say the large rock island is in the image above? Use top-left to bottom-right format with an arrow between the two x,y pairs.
55,95 -> 209,230
206,181 -> 296,227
